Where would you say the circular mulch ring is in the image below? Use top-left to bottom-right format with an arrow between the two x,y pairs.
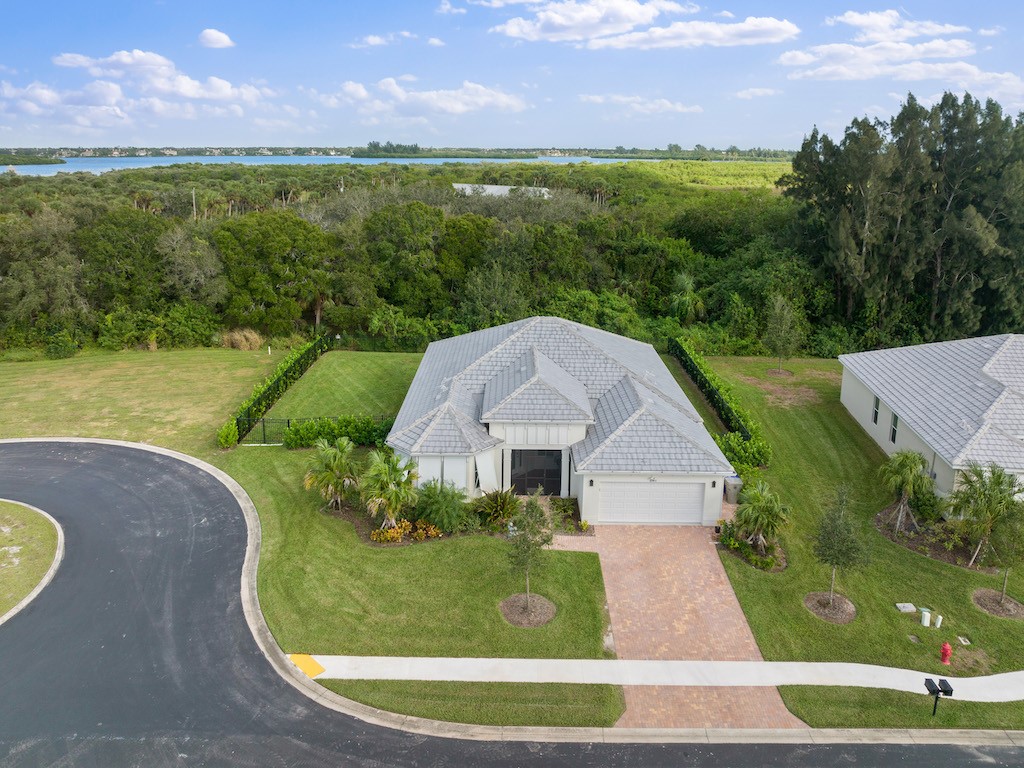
972,588 -> 1024,620
765,368 -> 794,378
500,593 -> 556,628
803,592 -> 857,624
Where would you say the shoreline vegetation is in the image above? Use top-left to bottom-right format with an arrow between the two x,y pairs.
1,153 -> 64,165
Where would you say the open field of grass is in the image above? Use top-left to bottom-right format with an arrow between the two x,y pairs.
267,351 -> 422,419
325,680 -> 624,727
0,501 -> 58,618
709,357 -> 1024,726
0,348 -> 284,454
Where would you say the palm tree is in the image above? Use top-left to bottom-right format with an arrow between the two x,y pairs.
303,437 -> 359,511
361,449 -> 419,529
735,480 -> 789,555
878,450 -> 929,533
668,271 -> 705,326
949,463 -> 1024,568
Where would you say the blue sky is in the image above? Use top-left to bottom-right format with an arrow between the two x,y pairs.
1,1 -> 1021,149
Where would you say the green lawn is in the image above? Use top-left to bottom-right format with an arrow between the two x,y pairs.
325,680 -> 624,727
708,357 -> 1024,727
0,348 -> 284,453
267,351 -> 422,419
661,353 -> 727,435
0,501 -> 59,618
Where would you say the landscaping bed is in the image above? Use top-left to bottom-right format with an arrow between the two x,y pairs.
0,501 -> 58,618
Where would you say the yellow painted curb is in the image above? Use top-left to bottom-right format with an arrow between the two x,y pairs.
290,654 -> 326,679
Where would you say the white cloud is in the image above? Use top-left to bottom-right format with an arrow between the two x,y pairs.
352,31 -> 417,48
437,0 -> 467,13
780,38 -> 977,75
714,10 -> 734,19
53,48 -> 271,103
492,0 -> 697,43
978,26 -> 1004,37
428,37 -> 446,47
302,81 -> 370,108
735,87 -> 779,99
580,92 -> 702,113
588,16 -> 800,49
198,28 -> 236,48
376,77 -> 527,114
826,10 -> 969,43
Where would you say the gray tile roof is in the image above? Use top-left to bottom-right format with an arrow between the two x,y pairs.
840,334 -> 1024,470
388,316 -> 732,475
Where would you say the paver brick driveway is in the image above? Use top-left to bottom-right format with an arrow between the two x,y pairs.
554,526 -> 804,729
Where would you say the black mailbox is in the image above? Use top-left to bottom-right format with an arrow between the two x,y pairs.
925,677 -> 953,716
924,678 -> 939,695
938,679 -> 954,697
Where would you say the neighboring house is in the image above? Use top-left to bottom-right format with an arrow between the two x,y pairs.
839,334 -> 1024,495
452,183 -> 551,199
387,316 -> 733,525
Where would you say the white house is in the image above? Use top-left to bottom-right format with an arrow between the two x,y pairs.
839,334 -> 1024,495
386,317 -> 733,526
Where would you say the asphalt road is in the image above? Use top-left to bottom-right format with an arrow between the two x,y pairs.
0,440 -> 1020,767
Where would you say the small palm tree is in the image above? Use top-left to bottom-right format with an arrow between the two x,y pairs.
949,463 -> 1024,568
303,437 -> 359,511
361,449 -> 419,529
878,450 -> 929,533
735,480 -> 789,555
668,271 -> 706,326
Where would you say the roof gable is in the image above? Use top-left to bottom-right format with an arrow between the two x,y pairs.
481,346 -> 593,423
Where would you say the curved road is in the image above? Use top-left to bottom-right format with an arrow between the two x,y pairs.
0,440 -> 1019,767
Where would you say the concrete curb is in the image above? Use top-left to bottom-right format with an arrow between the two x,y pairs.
3,438 -> 1024,747
0,498 -> 65,629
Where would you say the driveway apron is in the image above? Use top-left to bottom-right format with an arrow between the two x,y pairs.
555,526 -> 804,729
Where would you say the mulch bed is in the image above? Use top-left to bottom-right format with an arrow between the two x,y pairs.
873,505 -> 992,571
972,588 -> 1024,620
803,592 -> 857,624
500,593 -> 556,628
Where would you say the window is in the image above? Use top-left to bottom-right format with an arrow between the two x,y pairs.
872,396 -> 879,425
890,413 -> 899,444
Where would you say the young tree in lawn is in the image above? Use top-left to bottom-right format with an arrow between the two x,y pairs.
878,450 -> 930,533
988,502 -> 1024,605
949,462 -> 1024,568
763,294 -> 804,372
507,491 -> 553,613
813,486 -> 867,606
303,437 -> 359,511
734,480 -> 789,556
361,449 -> 419,529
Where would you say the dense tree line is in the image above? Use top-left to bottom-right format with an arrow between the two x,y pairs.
1,92 -> 1021,358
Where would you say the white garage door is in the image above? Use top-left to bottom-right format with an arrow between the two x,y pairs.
598,481 -> 704,524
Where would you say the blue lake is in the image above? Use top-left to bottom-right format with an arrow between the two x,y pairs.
8,154 -> 631,177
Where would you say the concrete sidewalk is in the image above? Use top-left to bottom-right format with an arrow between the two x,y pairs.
291,654 -> 1024,703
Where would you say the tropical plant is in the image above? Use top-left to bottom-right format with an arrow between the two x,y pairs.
473,487 -> 522,529
415,480 -> 468,534
303,436 -> 360,511
361,449 -> 419,529
668,271 -> 705,325
948,462 -> 1024,568
507,491 -> 553,612
878,450 -> 930,533
734,480 -> 789,555
813,486 -> 867,606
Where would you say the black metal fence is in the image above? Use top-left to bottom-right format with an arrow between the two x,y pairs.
666,336 -> 751,440
238,414 -> 389,446
234,334 -> 330,442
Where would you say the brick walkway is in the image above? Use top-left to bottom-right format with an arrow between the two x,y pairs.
552,526 -> 804,729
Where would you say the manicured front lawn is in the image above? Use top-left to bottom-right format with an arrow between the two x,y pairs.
0,348 -> 284,453
0,501 -> 59,618
324,680 -> 624,727
216,447 -> 610,659
661,353 -> 727,435
267,351 -> 422,419
709,357 -> 1024,726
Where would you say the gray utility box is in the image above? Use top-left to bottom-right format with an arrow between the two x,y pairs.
724,475 -> 743,504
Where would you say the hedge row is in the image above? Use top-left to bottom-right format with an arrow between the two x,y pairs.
282,416 -> 394,449
219,334 -> 329,445
666,337 -> 772,469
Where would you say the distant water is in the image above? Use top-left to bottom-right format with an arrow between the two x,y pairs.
8,154 -> 629,177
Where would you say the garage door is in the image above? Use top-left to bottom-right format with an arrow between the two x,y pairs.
598,481 -> 704,524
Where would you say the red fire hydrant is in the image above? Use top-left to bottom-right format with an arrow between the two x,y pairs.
940,641 -> 953,665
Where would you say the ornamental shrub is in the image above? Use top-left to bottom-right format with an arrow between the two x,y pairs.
370,518 -> 413,543
472,488 -> 521,529
45,330 -> 78,360
282,416 -> 393,449
415,480 -> 469,534
217,419 -> 238,449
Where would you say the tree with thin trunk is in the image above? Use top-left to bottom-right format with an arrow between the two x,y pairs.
507,491 -> 553,613
303,436 -> 359,511
763,294 -> 804,372
988,503 -> 1024,605
361,449 -> 419,529
735,480 -> 789,555
878,450 -> 930,533
949,462 -> 1024,568
813,486 -> 868,606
